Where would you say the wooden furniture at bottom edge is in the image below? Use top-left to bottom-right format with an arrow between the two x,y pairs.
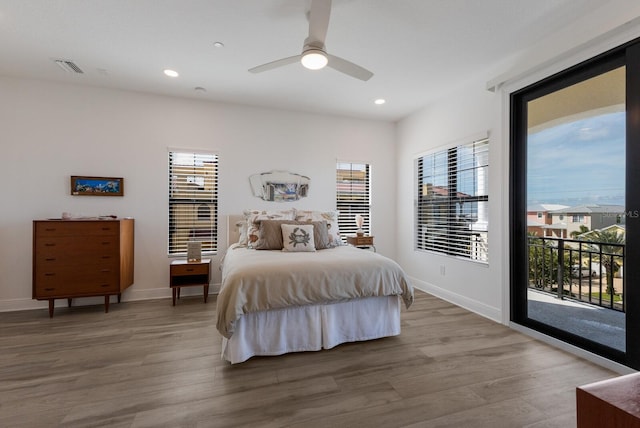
33,218 -> 135,317
170,259 -> 211,306
577,372 -> 640,428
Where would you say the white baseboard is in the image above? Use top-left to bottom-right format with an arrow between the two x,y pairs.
0,283 -> 221,313
409,275 -> 502,323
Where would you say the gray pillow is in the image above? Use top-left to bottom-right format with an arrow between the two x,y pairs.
255,219 -> 330,250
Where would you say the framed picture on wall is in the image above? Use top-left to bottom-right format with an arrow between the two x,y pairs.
70,176 -> 124,196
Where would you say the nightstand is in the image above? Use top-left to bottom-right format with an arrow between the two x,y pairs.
170,259 -> 211,306
347,235 -> 376,252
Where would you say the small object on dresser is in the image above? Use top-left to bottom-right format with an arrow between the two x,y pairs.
187,241 -> 201,262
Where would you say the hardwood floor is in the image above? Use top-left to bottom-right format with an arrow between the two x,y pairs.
0,291 -> 616,427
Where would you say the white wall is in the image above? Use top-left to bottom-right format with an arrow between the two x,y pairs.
0,77 -> 396,311
395,78 -> 504,322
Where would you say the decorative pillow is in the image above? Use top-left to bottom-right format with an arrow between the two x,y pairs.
294,210 -> 341,247
281,224 -> 316,252
243,209 -> 295,248
255,220 -> 329,250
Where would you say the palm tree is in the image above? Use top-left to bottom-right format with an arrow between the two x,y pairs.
583,228 -> 625,295
570,225 -> 590,239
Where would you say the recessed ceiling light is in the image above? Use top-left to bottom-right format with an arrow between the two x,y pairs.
374,98 -> 386,105
213,41 -> 224,48
164,69 -> 179,77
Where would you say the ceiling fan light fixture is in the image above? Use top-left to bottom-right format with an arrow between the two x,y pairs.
301,49 -> 328,70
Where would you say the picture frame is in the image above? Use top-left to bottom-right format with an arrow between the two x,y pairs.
70,176 -> 124,196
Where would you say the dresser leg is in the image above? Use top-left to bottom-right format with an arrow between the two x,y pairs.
104,295 -> 110,313
117,293 -> 122,303
204,285 -> 209,303
48,299 -> 54,318
67,298 -> 72,307
172,288 -> 177,306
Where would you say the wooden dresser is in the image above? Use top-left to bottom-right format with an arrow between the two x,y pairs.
33,218 -> 134,317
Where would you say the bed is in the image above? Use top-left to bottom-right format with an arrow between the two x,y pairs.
217,212 -> 414,364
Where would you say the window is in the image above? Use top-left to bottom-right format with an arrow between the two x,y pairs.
336,162 -> 370,241
415,138 -> 489,262
537,212 -> 543,219
168,151 -> 218,255
572,214 -> 584,222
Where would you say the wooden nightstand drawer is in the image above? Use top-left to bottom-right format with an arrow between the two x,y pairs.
170,262 -> 210,276
347,235 -> 374,246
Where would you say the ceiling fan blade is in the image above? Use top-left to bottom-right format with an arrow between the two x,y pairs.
326,54 -> 374,81
308,0 -> 331,45
248,55 -> 301,74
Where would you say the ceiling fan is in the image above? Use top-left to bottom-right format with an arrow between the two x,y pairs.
248,0 -> 373,81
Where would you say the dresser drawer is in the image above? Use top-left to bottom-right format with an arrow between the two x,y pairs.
35,280 -> 119,297
35,221 -> 119,237
34,254 -> 118,271
34,236 -> 118,257
170,262 -> 209,276
35,264 -> 119,285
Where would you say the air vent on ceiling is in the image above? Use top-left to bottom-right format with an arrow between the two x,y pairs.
53,59 -> 84,74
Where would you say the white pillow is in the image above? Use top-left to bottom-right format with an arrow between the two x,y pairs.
281,224 -> 316,252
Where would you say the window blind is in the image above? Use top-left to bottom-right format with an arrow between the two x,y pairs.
336,162 -> 371,242
168,151 -> 218,255
415,138 -> 489,262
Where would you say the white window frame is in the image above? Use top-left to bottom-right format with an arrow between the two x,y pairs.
168,150 -> 218,256
336,161 -> 371,242
415,137 -> 489,263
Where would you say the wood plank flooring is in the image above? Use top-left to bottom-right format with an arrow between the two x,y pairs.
0,291 -> 616,427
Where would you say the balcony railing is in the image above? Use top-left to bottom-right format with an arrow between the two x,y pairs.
528,236 -> 625,312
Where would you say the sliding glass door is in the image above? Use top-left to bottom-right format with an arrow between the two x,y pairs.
511,39 -> 640,369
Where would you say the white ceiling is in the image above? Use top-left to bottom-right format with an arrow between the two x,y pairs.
0,0 -> 608,122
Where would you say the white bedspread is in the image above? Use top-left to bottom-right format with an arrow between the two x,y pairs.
216,245 -> 413,338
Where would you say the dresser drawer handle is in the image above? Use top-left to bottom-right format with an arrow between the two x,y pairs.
45,228 -> 56,232
45,243 -> 56,247
185,268 -> 195,272
45,258 -> 56,261
101,242 -> 111,245
100,284 -> 110,288
44,287 -> 55,291
101,269 -> 111,273
44,273 -> 56,276
101,256 -> 111,259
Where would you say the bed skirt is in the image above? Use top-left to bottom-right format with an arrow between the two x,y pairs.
221,295 -> 401,364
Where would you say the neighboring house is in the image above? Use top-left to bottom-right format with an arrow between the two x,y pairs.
548,204 -> 625,238
526,203 -> 569,237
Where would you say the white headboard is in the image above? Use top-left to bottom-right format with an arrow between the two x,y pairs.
227,214 -> 244,247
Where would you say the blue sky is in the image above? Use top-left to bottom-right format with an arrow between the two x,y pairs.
527,111 -> 625,206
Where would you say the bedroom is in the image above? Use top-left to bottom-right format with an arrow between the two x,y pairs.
2,0 -> 640,426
